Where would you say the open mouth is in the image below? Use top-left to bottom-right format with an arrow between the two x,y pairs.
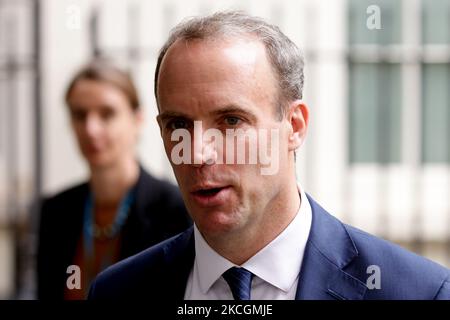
191,185 -> 232,206
194,187 -> 225,197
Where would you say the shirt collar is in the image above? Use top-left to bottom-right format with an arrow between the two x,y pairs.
193,183 -> 312,294
193,225 -> 235,294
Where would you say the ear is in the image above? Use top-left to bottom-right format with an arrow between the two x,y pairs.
156,114 -> 163,136
287,100 -> 309,151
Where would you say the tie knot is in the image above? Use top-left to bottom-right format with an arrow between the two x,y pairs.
222,267 -> 254,300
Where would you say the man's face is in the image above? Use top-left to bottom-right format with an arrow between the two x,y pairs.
157,38 -> 295,241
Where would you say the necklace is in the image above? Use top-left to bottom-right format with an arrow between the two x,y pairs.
83,190 -> 135,241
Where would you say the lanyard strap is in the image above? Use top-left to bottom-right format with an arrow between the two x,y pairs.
82,189 -> 135,260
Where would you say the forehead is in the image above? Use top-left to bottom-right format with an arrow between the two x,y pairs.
68,79 -> 128,109
157,38 -> 278,114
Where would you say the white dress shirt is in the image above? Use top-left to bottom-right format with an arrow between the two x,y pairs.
184,184 -> 312,300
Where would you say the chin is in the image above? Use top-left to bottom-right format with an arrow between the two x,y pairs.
195,210 -> 242,237
85,155 -> 113,169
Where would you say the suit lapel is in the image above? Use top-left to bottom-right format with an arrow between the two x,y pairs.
296,195 -> 367,300
162,227 -> 195,299
119,166 -> 148,258
65,184 -> 88,264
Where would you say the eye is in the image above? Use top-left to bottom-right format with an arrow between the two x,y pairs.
100,109 -> 115,121
70,110 -> 86,122
168,118 -> 189,130
224,116 -> 241,126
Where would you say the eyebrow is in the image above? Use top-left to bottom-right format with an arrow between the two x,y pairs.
158,105 -> 257,123
212,105 -> 257,123
157,111 -> 191,123
68,103 -> 115,111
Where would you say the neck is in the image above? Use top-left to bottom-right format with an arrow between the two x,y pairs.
207,174 -> 301,266
89,157 -> 139,209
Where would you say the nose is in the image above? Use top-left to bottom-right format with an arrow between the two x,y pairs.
192,124 -> 219,167
192,137 -> 218,167
203,140 -> 218,165
84,114 -> 102,138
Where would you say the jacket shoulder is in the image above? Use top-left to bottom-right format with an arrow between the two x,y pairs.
136,169 -> 186,210
41,182 -> 87,210
344,224 -> 450,299
39,182 -> 88,228
139,169 -> 179,196
134,168 -> 191,232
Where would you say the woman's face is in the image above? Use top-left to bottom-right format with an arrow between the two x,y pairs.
67,79 -> 142,168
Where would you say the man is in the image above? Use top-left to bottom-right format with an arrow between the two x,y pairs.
88,11 -> 450,300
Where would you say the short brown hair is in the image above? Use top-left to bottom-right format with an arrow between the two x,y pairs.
66,59 -> 140,110
154,11 -> 304,119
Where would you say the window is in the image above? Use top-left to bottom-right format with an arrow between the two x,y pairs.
421,0 -> 450,163
348,0 -> 450,165
348,0 -> 402,164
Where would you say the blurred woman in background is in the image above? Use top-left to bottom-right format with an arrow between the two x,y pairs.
37,60 -> 191,299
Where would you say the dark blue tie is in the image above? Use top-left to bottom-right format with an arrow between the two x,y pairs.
222,267 -> 254,300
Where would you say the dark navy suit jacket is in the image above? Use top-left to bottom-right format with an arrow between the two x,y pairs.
88,195 -> 450,300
